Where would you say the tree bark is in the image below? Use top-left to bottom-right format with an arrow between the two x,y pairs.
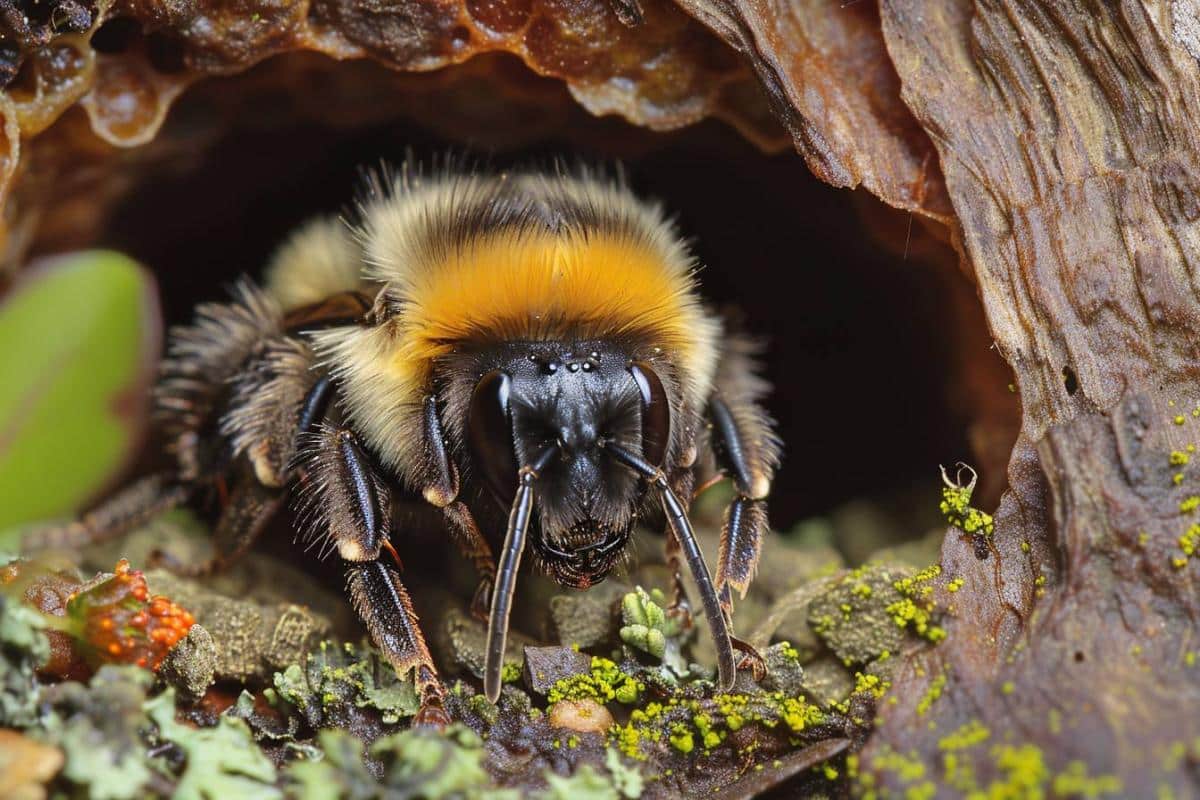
676,0 -> 1200,793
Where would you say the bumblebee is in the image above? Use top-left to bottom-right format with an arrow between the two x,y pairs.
32,164 -> 780,726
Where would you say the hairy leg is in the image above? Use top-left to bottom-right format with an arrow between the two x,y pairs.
294,424 -> 449,726
443,501 -> 496,620
706,334 -> 781,680
151,476 -> 282,577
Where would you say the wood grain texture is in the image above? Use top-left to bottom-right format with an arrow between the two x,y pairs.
671,0 -> 1200,790
859,1 -> 1200,792
670,0 -> 954,220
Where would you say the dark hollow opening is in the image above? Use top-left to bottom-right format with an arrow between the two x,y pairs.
96,66 -> 979,533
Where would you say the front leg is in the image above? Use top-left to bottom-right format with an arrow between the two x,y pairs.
346,559 -> 448,728
419,395 -> 496,620
294,424 -> 448,727
706,335 -> 781,680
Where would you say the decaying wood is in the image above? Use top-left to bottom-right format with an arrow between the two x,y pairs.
4,0 -> 1198,791
669,0 -> 954,222
676,0 -> 1200,792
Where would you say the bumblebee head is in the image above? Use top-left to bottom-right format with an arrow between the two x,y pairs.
467,340 -> 673,588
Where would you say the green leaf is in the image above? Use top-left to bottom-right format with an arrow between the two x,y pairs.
0,251 -> 159,538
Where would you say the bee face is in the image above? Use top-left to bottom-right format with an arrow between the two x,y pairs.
466,340 -> 671,588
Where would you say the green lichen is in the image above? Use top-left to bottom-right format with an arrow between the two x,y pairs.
603,748 -> 645,799
543,764 -> 617,800
916,671 -> 947,716
0,594 -> 49,727
887,565 -> 947,644
501,661 -> 523,684
547,656 -> 643,706
283,640 -> 419,725
939,720 -> 991,752
38,666 -> 156,800
981,744 -> 1048,799
939,465 -> 994,537
288,725 -> 523,800
609,689 -> 826,762
668,724 -> 694,754
1051,761 -> 1123,797
146,690 -> 281,800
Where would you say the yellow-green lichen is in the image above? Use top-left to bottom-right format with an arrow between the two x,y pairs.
609,691 -> 825,761
980,744 -> 1048,799
887,565 -> 947,643
1051,761 -> 1122,797
778,641 -> 801,661
547,656 -> 643,706
916,671 -> 948,716
939,720 -> 991,752
500,662 -> 522,684
939,465 -> 994,536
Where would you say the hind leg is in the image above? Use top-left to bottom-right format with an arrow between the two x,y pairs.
149,473 -> 282,577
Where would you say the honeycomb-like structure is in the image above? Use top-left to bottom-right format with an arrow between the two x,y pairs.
0,0 -> 782,265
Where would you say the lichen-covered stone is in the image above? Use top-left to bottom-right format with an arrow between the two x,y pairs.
799,657 -> 856,709
761,642 -> 805,697
145,570 -> 331,683
265,605 -> 329,671
548,580 -> 628,648
158,624 -> 216,702
807,566 -> 910,667
523,646 -> 590,696
436,606 -> 526,679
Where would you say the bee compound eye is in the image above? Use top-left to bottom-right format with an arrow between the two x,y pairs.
628,361 -> 671,467
468,370 -> 520,503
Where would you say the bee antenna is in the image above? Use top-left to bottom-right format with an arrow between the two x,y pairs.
484,444 -> 559,703
601,440 -> 736,691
